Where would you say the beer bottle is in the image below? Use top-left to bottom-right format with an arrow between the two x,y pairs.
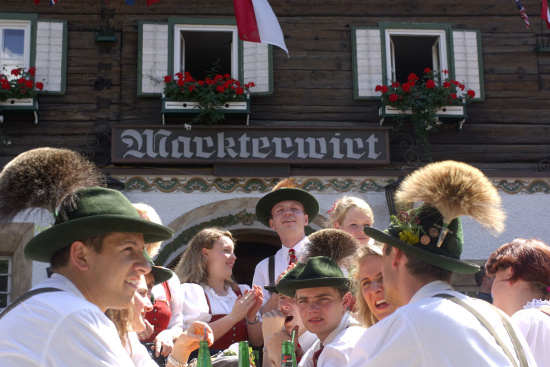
196,340 -> 212,367
281,340 -> 297,367
238,341 -> 250,367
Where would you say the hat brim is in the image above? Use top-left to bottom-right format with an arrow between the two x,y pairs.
151,266 -> 173,285
25,215 -> 174,263
276,277 -> 350,298
255,188 -> 319,227
363,226 -> 479,274
264,285 -> 278,294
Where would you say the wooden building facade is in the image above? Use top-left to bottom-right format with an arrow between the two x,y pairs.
1,0 -> 550,304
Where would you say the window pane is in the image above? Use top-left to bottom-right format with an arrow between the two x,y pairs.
0,294 -> 7,308
391,35 -> 439,83
0,275 -> 7,292
3,29 -> 25,59
0,259 -> 8,274
181,31 -> 233,79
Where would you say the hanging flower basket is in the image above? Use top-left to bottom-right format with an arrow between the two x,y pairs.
161,98 -> 250,125
379,104 -> 467,131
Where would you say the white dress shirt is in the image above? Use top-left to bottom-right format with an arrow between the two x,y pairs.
252,236 -> 309,305
299,313 -> 364,367
347,281 -> 538,367
512,299 -> 550,367
125,332 -> 159,367
0,273 -> 133,366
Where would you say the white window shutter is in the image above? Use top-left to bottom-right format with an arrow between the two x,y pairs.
139,23 -> 169,95
35,20 -> 66,93
452,30 -> 483,100
243,42 -> 272,94
353,28 -> 383,99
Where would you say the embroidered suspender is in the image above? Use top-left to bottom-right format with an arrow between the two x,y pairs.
434,294 -> 528,367
0,287 -> 62,320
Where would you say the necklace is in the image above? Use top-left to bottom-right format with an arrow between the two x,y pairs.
210,286 -> 228,297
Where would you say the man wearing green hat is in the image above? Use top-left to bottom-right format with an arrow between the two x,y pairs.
268,256 -> 365,367
346,161 -> 537,366
253,178 -> 319,313
0,148 -> 178,365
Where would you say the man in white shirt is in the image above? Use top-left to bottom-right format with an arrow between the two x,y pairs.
271,256 -> 365,367
0,148 -> 176,366
253,178 -> 319,313
348,161 -> 537,367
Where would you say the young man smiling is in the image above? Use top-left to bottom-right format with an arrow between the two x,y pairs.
253,178 -> 319,313
0,148 -> 176,366
274,256 -> 365,367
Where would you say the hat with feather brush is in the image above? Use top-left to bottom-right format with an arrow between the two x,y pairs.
0,148 -> 173,263
255,178 -> 319,227
363,160 -> 506,274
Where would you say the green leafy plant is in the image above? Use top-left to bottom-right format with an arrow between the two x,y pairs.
0,66 -> 44,102
163,63 -> 254,124
376,68 -> 475,158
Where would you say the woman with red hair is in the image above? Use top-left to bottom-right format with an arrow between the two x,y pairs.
486,238 -> 550,366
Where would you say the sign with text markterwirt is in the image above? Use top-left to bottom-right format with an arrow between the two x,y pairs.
112,126 -> 390,165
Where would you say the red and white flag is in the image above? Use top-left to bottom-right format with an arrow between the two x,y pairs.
234,0 -> 288,54
542,0 -> 550,28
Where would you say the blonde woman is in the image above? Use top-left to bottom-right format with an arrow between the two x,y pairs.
327,196 -> 374,245
353,242 -> 397,327
133,203 -> 184,360
175,228 -> 263,354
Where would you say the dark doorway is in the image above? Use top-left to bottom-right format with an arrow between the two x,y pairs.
232,230 -> 281,286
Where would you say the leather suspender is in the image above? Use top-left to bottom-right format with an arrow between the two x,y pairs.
268,255 -> 276,289
0,287 -> 62,320
434,294 -> 528,367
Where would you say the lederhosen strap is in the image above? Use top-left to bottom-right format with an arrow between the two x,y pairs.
268,255 -> 276,291
434,294 -> 529,367
0,287 -> 62,320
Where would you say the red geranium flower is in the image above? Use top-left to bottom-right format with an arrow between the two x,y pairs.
381,85 -> 389,93
425,80 -> 436,89
424,68 -> 431,74
375,85 -> 382,92
236,87 -> 244,95
177,79 -> 184,87
11,68 -> 21,77
28,67 -> 36,76
216,85 -> 225,93
389,93 -> 398,102
164,75 -> 172,83
467,90 -> 475,98
443,81 -> 451,89
36,82 -> 44,90
25,80 -> 34,89
391,81 -> 401,88
450,93 -> 457,99
402,83 -> 411,92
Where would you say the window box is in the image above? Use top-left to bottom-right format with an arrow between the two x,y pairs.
161,97 -> 250,125
379,104 -> 467,131
0,97 -> 39,124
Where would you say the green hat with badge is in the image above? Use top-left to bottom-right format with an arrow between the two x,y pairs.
255,178 -> 319,228
364,161 -> 506,274
276,256 -> 350,298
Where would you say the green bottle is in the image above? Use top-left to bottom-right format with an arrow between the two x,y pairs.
196,340 -> 212,367
238,341 -> 250,367
281,340 -> 297,367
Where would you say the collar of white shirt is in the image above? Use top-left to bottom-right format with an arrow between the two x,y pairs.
409,280 -> 454,305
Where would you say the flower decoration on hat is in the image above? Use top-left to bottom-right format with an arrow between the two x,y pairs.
390,211 -> 423,246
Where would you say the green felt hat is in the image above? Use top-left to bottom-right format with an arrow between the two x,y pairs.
25,187 -> 174,263
363,205 -> 479,274
276,256 -> 350,298
143,250 -> 173,285
255,187 -> 319,227
264,262 -> 306,294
